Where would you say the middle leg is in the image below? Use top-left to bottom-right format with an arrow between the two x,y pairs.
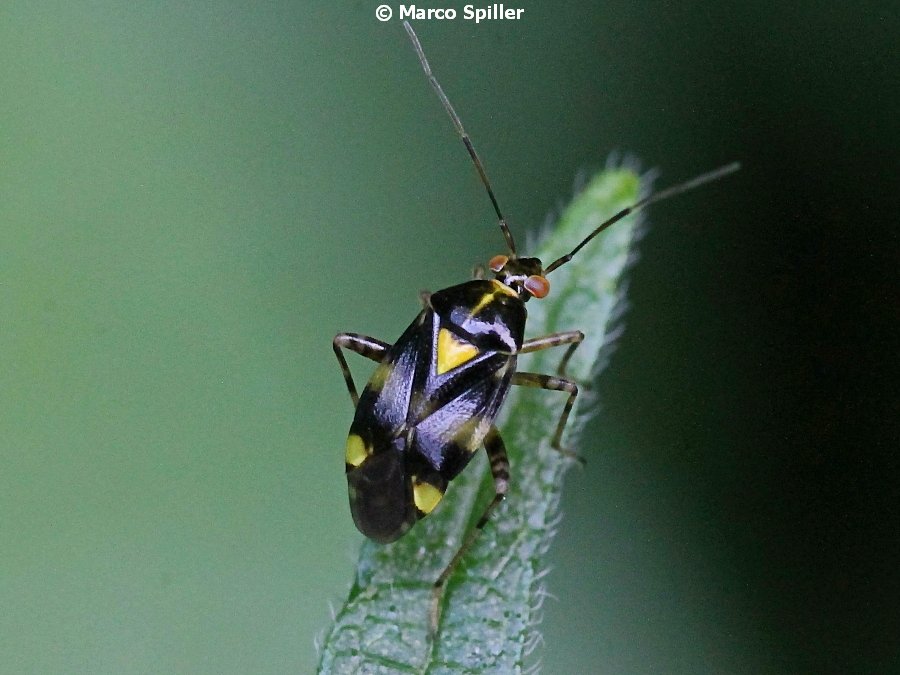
511,371 -> 581,462
332,333 -> 390,406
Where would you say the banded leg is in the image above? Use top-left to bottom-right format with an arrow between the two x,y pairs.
332,333 -> 390,407
429,425 -> 510,635
520,329 -> 584,378
511,371 -> 582,462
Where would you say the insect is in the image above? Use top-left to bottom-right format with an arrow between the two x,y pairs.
333,20 -> 739,634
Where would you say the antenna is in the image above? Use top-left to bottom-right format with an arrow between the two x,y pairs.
544,161 -> 742,274
403,21 -> 518,255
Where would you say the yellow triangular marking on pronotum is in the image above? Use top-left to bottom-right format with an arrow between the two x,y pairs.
453,416 -> 484,453
344,433 -> 368,467
436,328 -> 479,375
412,478 -> 444,515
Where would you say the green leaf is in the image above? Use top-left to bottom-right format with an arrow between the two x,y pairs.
318,167 -> 643,674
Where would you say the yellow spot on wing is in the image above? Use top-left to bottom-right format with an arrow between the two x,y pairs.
454,416 -> 486,453
344,433 -> 369,467
437,328 -> 479,375
412,478 -> 444,515
368,362 -> 391,392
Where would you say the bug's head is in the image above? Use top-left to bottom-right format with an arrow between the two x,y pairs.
488,254 -> 550,302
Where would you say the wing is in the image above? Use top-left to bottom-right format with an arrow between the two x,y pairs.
344,310 -> 431,543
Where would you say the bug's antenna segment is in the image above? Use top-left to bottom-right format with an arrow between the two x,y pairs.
544,161 -> 741,274
403,21 -> 518,255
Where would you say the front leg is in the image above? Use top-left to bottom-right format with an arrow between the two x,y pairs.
332,333 -> 390,407
520,330 -> 584,378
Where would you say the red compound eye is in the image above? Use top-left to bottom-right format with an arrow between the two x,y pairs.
524,275 -> 550,299
488,254 -> 508,272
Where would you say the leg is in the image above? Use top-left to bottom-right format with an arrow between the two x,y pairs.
471,263 -> 486,280
511,371 -> 582,463
520,330 -> 584,378
332,333 -> 389,407
430,426 -> 509,636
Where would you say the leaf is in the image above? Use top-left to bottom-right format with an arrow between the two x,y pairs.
318,167 -> 643,674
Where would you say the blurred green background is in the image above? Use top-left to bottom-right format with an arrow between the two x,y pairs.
1,2 -> 896,673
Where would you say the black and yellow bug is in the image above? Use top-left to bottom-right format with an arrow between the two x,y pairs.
333,21 -> 738,634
